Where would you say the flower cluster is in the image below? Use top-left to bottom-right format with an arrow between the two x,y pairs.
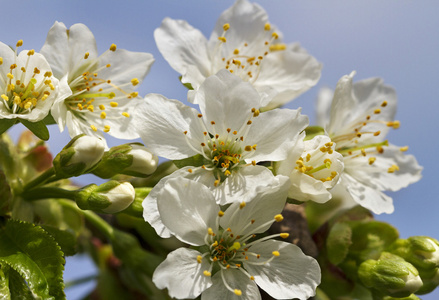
0,0 -> 431,299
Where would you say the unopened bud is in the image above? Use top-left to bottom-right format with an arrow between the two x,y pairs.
92,143 -> 158,178
389,236 -> 439,271
416,267 -> 439,295
75,181 -> 135,213
383,294 -> 421,300
53,134 -> 105,178
358,252 -> 423,297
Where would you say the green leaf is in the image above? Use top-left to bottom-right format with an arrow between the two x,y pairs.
327,222 -> 352,265
0,119 -> 16,136
42,113 -> 56,125
41,225 -> 77,256
7,266 -> 35,300
0,265 -> 11,300
0,220 -> 66,299
20,119 -> 50,141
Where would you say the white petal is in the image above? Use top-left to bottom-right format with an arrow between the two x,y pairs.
0,42 -> 15,76
133,93 -> 205,160
245,108 -> 309,162
215,165 -> 284,205
143,167 -> 216,238
340,173 -> 394,214
349,144 -> 422,192
201,269 -> 261,300
220,174 -> 289,237
40,21 -> 71,78
153,248 -> 212,299
255,43 -> 322,110
245,240 -> 321,300
315,87 -> 334,128
209,0 -> 270,55
66,23 -> 98,74
154,17 -> 210,90
196,70 -> 261,136
97,49 -> 154,88
157,178 -> 220,246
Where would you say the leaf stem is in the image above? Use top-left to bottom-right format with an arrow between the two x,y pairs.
65,274 -> 98,289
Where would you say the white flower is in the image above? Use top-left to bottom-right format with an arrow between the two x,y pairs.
317,71 -> 422,214
0,40 -> 71,122
124,144 -> 159,176
154,0 -> 321,109
69,134 -> 106,169
137,70 -> 308,236
151,177 -> 321,300
276,134 -> 344,203
40,22 -> 154,145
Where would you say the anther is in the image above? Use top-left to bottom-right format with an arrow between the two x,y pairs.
218,211 -> 224,217
84,52 -> 90,59
264,23 -> 271,31
16,40 -> 23,47
280,233 -> 289,239
374,108 -> 381,114
234,289 -> 242,296
381,101 -> 388,107
109,44 -> 117,51
272,251 -> 280,257
223,23 -> 230,31
239,202 -> 246,209
369,157 -> 376,165
218,37 -> 227,43
131,78 -> 139,86
203,271 -> 211,277
274,214 -> 284,222
374,131 -> 381,136
400,146 -> 409,152
122,112 -> 130,117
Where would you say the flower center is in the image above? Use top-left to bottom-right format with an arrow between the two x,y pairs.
296,142 -> 339,183
64,44 -> 139,133
212,22 -> 286,83
197,204 -> 289,296
1,41 -> 54,115
184,108 -> 261,186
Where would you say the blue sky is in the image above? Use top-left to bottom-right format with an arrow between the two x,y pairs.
3,0 -> 439,299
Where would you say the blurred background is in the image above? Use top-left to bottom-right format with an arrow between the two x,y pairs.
2,0 -> 438,299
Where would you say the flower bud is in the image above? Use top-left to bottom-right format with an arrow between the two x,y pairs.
75,180 -> 135,214
383,294 -> 421,300
358,252 -> 423,297
416,267 -> 439,295
389,236 -> 439,270
92,143 -> 158,178
53,134 -> 105,178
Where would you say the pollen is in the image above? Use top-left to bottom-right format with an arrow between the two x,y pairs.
233,48 -> 240,55
90,125 -> 98,132
203,271 -> 211,277
100,112 -> 107,119
369,157 -> 376,165
109,44 -> 117,51
280,233 -> 289,239
218,211 -> 224,217
388,164 -> 400,173
122,112 -> 130,118
264,23 -> 271,31
272,251 -> 280,257
16,40 -> 23,47
131,78 -> 139,86
234,289 -> 242,296
223,23 -> 230,31
400,146 -> 409,152
239,202 -> 246,209
104,125 -> 111,132
218,36 -> 227,43
197,255 -> 202,263
381,100 -> 388,107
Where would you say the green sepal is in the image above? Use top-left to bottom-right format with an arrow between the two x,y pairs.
173,154 -> 210,169
121,187 -> 152,218
42,112 -> 56,125
0,219 -> 66,299
304,126 -> 325,141
20,119 -> 50,141
327,222 -> 352,265
75,183 -> 112,211
92,144 -> 134,179
179,75 -> 193,90
0,119 -> 16,136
